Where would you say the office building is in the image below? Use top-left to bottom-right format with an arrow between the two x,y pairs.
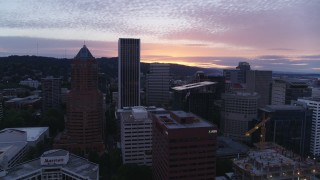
297,97 -> 320,157
19,78 -> 41,89
223,62 -> 251,84
118,38 -> 140,109
119,106 -> 166,166
1,149 -> 99,180
172,81 -> 218,121
220,92 -> 259,140
246,70 -> 272,108
271,78 -> 312,105
0,93 -> 3,123
54,45 -> 105,154
152,111 -> 217,180
146,63 -> 171,106
41,76 -> 61,111
258,105 -> 312,156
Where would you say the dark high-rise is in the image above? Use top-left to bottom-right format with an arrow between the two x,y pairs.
41,77 -> 61,111
118,38 -> 140,109
54,45 -> 105,154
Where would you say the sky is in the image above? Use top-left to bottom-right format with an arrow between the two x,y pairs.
0,0 -> 319,73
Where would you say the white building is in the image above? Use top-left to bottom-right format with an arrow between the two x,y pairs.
297,97 -> 320,157
119,106 -> 166,166
0,127 -> 49,170
1,149 -> 99,180
19,78 -> 41,89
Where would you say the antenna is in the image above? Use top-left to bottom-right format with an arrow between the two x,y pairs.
37,42 -> 38,56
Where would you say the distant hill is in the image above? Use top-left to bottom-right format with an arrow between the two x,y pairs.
0,56 -> 222,82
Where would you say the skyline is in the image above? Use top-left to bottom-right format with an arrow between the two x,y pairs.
0,0 -> 319,73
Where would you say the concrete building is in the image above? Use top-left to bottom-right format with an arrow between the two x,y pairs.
146,63 -> 171,107
172,81 -> 218,122
258,105 -> 312,156
0,127 -> 49,170
297,97 -> 320,157
119,106 -> 166,166
118,38 -> 140,109
1,149 -> 99,180
41,76 -> 61,111
152,111 -> 217,180
271,78 -> 312,105
54,45 -> 105,154
0,94 -> 3,123
220,92 -> 259,140
246,70 -> 272,108
223,62 -> 251,84
4,95 -> 41,109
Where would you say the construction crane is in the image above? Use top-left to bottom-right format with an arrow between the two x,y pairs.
245,115 -> 271,146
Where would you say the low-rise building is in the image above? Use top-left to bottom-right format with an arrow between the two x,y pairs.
0,127 -> 49,170
1,149 -> 99,180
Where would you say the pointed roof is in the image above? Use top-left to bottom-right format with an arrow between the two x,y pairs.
75,45 -> 94,60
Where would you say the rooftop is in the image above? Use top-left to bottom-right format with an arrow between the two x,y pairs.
154,111 -> 215,129
75,45 -> 94,60
3,127 -> 48,142
172,81 -> 217,91
3,149 -> 99,180
260,105 -> 305,112
0,142 -> 28,168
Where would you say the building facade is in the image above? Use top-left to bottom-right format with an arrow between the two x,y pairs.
220,92 -> 259,140
258,105 -> 312,156
119,106 -> 166,166
246,70 -> 272,108
271,78 -> 312,105
0,93 -> 3,123
172,81 -> 218,122
146,63 -> 171,107
118,38 -> 140,109
223,62 -> 251,84
54,45 -> 105,154
41,76 -> 61,111
297,97 -> 320,157
152,111 -> 217,180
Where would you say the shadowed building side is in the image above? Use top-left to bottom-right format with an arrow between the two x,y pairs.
54,45 -> 105,154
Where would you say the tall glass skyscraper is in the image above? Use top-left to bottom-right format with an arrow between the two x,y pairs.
118,38 -> 140,109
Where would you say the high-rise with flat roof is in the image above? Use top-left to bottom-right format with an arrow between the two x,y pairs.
297,97 -> 320,157
0,93 -> 3,123
119,106 -> 166,166
41,77 -> 61,111
152,111 -> 217,180
220,92 -> 259,140
146,63 -> 171,107
246,70 -> 272,108
271,78 -> 312,105
118,38 -> 140,109
54,45 -> 105,154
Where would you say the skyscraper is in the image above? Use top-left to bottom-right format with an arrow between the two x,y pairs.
118,38 -> 140,109
297,97 -> 320,157
220,92 -> 259,140
146,63 -> 170,106
41,77 -> 61,111
246,70 -> 272,108
54,45 -> 105,154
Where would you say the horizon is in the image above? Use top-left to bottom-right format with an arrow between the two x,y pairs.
0,0 -> 319,73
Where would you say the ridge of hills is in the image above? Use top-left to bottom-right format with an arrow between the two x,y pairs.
0,55 -> 221,82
